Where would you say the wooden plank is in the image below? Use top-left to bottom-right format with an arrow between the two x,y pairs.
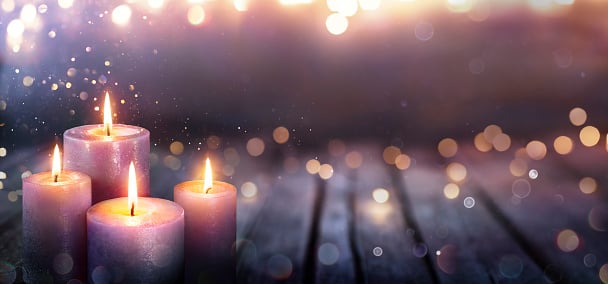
395,149 -> 545,283
350,146 -> 434,283
236,166 -> 317,283
314,154 -> 358,284
461,144 -> 606,283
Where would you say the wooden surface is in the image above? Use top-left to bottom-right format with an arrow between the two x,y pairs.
0,141 -> 607,283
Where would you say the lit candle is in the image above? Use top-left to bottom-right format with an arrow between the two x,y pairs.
63,92 -> 150,204
87,162 -> 184,283
174,158 -> 237,284
22,145 -> 92,283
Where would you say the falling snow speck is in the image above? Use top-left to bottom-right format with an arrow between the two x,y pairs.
528,169 -> 538,179
464,197 -> 475,208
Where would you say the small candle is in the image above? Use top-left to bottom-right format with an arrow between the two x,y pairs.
22,145 -> 91,283
174,158 -> 236,284
87,162 -> 184,284
63,92 -> 150,204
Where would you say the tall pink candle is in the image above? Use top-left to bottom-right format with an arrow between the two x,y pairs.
87,163 -> 184,283
63,93 -> 149,204
174,158 -> 236,284
22,145 -> 91,283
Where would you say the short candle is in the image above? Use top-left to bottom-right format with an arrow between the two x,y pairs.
174,158 -> 237,284
22,145 -> 91,283
87,162 -> 184,284
63,92 -> 150,204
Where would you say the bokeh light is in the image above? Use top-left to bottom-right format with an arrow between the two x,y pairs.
438,138 -> 458,158
326,13 -> 348,35
579,126 -> 600,147
394,154 -> 411,170
241,181 -> 258,198
578,177 -> 596,194
556,229 -> 579,252
509,158 -> 528,177
246,137 -> 265,157
569,107 -> 587,126
525,140 -> 547,160
382,146 -> 401,165
306,159 -> 321,174
273,126 -> 290,144
345,151 -> 363,169
443,183 -> 460,199
553,136 -> 573,155
446,162 -> 467,183
111,5 -> 132,26
187,5 -> 206,26
319,163 -> 334,180
372,188 -> 389,203
474,132 -> 492,152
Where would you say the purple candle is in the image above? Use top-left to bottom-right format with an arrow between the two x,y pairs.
174,158 -> 236,284
22,145 -> 91,283
63,92 -> 150,204
87,163 -> 184,283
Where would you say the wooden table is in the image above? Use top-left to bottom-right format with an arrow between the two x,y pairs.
0,140 -> 607,283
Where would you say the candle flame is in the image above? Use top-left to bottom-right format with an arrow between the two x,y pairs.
51,144 -> 61,182
128,161 -> 138,216
103,92 -> 112,136
204,158 -> 213,193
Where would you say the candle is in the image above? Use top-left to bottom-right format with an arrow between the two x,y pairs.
63,92 -> 150,204
174,158 -> 236,284
22,145 -> 92,283
87,162 -> 184,284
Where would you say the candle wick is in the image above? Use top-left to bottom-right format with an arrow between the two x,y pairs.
53,174 -> 58,183
106,126 -> 111,136
130,203 -> 135,216
205,187 -> 212,194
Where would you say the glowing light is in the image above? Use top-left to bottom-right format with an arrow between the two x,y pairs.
246,137 -> 265,157
600,264 -> 608,284
446,0 -> 473,13
169,141 -> 184,155
111,5 -> 132,26
148,0 -> 164,9
556,229 -> 579,252
579,177 -> 597,194
359,0 -> 381,11
446,162 -> 467,183
483,124 -> 502,142
382,146 -> 401,165
372,188 -> 389,203
528,169 -> 538,179
280,0 -> 313,5
443,183 -> 460,199
22,76 -> 34,87
553,136 -> 573,155
569,107 -> 586,126
241,181 -> 258,198
52,145 -> 61,180
509,159 -> 528,177
103,92 -> 112,136
7,19 -> 25,38
438,138 -> 458,158
2,0 -> 15,13
234,0 -> 249,11
474,133 -> 492,152
525,140 -> 547,160
128,162 -> 138,216
395,154 -> 411,170
58,0 -> 74,9
306,159 -> 321,174
579,126 -> 600,147
273,126 -> 290,144
511,179 -> 531,199
20,4 -> 37,26
345,151 -> 363,169
493,133 -> 511,152
319,164 -> 334,180
204,158 -> 213,192
463,196 -> 475,208
187,5 -> 206,26
326,13 -> 348,36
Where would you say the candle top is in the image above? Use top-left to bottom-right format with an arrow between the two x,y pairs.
24,170 -> 91,186
64,124 -> 149,141
175,180 -> 236,198
87,197 -> 184,227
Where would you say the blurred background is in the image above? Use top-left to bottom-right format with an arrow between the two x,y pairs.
1,0 -> 608,177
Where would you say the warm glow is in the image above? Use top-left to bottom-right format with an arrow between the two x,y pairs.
52,144 -> 61,181
128,162 -> 138,216
526,140 -> 547,160
372,188 -> 389,203
103,92 -> 112,136
187,5 -> 206,26
111,5 -> 132,26
325,13 -> 348,35
580,125 -> 600,147
204,158 -> 213,193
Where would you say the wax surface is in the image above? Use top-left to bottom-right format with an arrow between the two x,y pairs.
174,180 -> 236,284
64,124 -> 150,204
87,197 -> 184,284
22,170 -> 91,283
